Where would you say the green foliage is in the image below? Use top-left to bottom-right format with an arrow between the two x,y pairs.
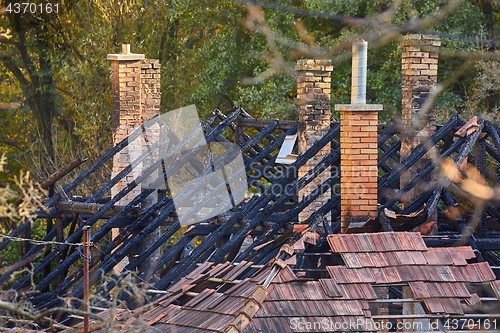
0,0 -> 498,189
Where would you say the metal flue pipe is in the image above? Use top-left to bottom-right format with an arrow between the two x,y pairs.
351,40 -> 368,104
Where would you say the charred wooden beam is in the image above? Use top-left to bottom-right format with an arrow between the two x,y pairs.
236,117 -> 296,130
379,116 -> 461,191
424,236 -> 500,250
55,201 -> 138,217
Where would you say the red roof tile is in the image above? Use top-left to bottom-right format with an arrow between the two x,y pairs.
423,298 -> 445,313
409,250 -> 427,265
430,248 -> 454,265
369,252 -> 390,267
328,232 -> 427,254
471,261 -> 496,281
490,280 -> 500,299
408,281 -> 431,299
441,297 -> 464,314
319,278 -> 342,298
355,252 -> 376,267
396,251 -> 415,265
446,248 -> 468,266
222,261 -> 254,280
456,246 -> 476,261
338,283 -> 377,300
422,248 -> 441,265
465,293 -> 481,307
369,267 -> 388,284
326,266 -> 350,284
273,266 -> 297,283
342,252 -> 363,268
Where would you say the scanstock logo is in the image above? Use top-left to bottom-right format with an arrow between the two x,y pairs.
125,105 -> 248,226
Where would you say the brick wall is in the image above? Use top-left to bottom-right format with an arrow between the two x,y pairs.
400,34 -> 440,208
336,105 -> 381,233
141,59 -> 161,121
295,59 -> 333,223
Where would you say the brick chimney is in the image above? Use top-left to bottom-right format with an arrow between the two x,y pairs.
107,44 -> 161,276
335,41 -> 383,233
400,35 -> 440,208
295,59 -> 333,223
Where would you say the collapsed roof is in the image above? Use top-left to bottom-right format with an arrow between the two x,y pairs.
2,109 -> 500,330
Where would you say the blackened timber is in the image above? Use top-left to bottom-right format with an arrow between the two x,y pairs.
92,108 -> 242,204
302,196 -> 340,227
245,130 -> 291,188
220,110 -> 286,173
236,118 -> 297,130
454,119 -> 484,166
394,188 -> 441,231
222,141 -> 341,263
486,121 -> 500,157
379,209 -> 394,232
233,175 -> 340,263
14,158 -> 88,207
64,121 -> 264,302
400,190 -> 433,215
52,194 -> 171,295
125,231 -> 195,295
377,123 -> 399,145
44,116 -> 161,208
424,236 -> 500,250
485,141 -> 500,164
379,141 -> 401,166
153,124 -> 340,290
19,189 -> 157,294
34,194 -> 174,308
478,137 -> 489,237
379,116 -> 460,190
236,118 -> 393,133
0,216 -> 75,288
40,158 -> 89,190
55,201 -> 136,217
381,135 -> 465,210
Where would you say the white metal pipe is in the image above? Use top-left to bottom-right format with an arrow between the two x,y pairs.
351,40 -> 368,104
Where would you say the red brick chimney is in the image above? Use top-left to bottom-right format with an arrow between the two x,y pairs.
335,41 -> 382,233
295,59 -> 333,223
400,35 -> 440,208
107,44 -> 161,275
107,44 -> 161,203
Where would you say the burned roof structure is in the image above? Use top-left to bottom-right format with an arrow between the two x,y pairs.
2,38 -> 500,331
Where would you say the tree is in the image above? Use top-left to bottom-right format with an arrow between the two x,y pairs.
0,0 -> 499,184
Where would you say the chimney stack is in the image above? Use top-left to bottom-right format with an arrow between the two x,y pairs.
335,41 -> 382,233
295,59 -> 333,223
400,35 -> 440,209
107,44 -> 161,275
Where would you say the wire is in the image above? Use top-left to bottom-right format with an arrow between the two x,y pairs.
0,234 -> 83,247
